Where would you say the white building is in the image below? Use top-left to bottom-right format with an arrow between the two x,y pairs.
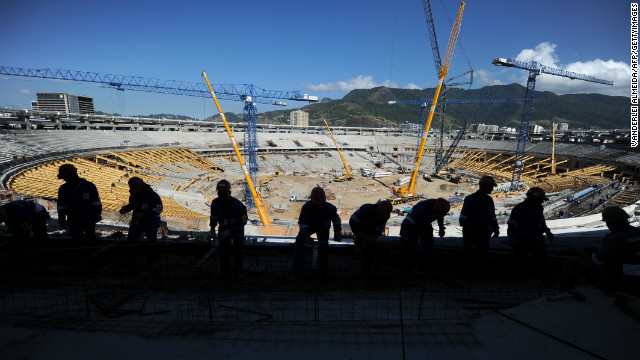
289,110 -> 309,126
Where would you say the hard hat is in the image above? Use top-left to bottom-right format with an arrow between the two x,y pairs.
57,164 -> 77,178
310,186 -> 326,204
479,176 -> 497,187
128,176 -> 145,193
376,199 -> 393,219
433,198 -> 451,218
216,179 -> 231,191
601,206 -> 629,223
526,187 -> 548,201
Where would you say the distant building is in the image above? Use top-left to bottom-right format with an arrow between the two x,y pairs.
399,122 -> 421,132
289,110 -> 309,126
499,126 -> 516,133
528,124 -> 544,134
31,93 -> 95,114
483,124 -> 499,133
558,122 -> 569,131
471,123 -> 484,133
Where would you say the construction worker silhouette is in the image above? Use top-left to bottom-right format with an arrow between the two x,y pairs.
293,187 -> 342,278
459,176 -> 500,271
559,206 -> 640,292
57,164 -> 101,245
507,187 -> 556,287
0,200 -> 49,246
400,198 -> 450,273
349,200 -> 393,273
210,179 -> 247,278
119,177 -> 163,243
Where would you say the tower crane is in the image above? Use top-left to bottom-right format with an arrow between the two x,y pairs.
0,65 -> 318,206
323,118 -> 353,182
492,58 -> 613,190
391,1 -> 465,202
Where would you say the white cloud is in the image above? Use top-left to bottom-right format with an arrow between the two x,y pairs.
403,83 -> 421,90
473,69 -> 504,86
304,75 -> 399,92
20,89 -> 31,94
511,42 -> 629,96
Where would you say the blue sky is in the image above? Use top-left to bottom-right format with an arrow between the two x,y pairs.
0,0 -> 632,119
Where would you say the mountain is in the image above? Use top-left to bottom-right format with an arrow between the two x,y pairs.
257,84 -> 630,130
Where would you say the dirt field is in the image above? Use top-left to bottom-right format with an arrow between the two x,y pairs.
255,172 -> 473,222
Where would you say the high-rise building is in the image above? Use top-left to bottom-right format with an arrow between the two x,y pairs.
289,110 -> 309,126
31,93 -> 95,114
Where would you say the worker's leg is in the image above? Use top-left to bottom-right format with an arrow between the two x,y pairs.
509,238 -> 531,278
317,232 -> 330,277
143,228 -> 159,265
293,230 -> 312,274
461,228 -> 476,270
534,236 -> 556,286
217,235 -> 232,275
232,233 -> 245,277
418,230 -> 435,272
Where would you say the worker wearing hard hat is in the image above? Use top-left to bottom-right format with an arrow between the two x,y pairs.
400,198 -> 450,273
293,186 -> 342,279
459,176 -> 500,272
507,187 -> 556,287
57,164 -> 102,245
559,206 -> 640,292
210,179 -> 247,278
349,200 -> 393,273
119,177 -> 163,243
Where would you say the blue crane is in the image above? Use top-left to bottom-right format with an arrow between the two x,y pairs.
0,65 -> 318,207
492,58 -> 613,191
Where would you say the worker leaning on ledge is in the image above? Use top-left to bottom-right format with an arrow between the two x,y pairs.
400,197 -> 450,273
559,206 -> 640,292
349,199 -> 393,273
293,186 -> 342,279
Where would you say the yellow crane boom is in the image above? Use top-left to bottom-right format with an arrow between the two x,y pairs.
395,1 -> 465,198
202,70 -> 273,226
323,118 -> 353,181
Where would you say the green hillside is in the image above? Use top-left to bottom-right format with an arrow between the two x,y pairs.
257,84 -> 630,130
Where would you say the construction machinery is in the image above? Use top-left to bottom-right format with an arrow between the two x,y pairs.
422,0 -> 472,170
0,65 -> 318,207
323,118 -> 354,182
202,71 -> 272,226
492,58 -> 613,191
390,1 -> 465,203
436,109 -> 468,172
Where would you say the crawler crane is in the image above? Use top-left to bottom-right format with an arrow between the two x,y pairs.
202,71 -> 272,226
323,118 -> 354,182
390,1 -> 465,204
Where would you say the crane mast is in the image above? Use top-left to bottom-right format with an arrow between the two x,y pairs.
202,71 -> 272,226
323,118 -> 353,181
394,1 -> 465,199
